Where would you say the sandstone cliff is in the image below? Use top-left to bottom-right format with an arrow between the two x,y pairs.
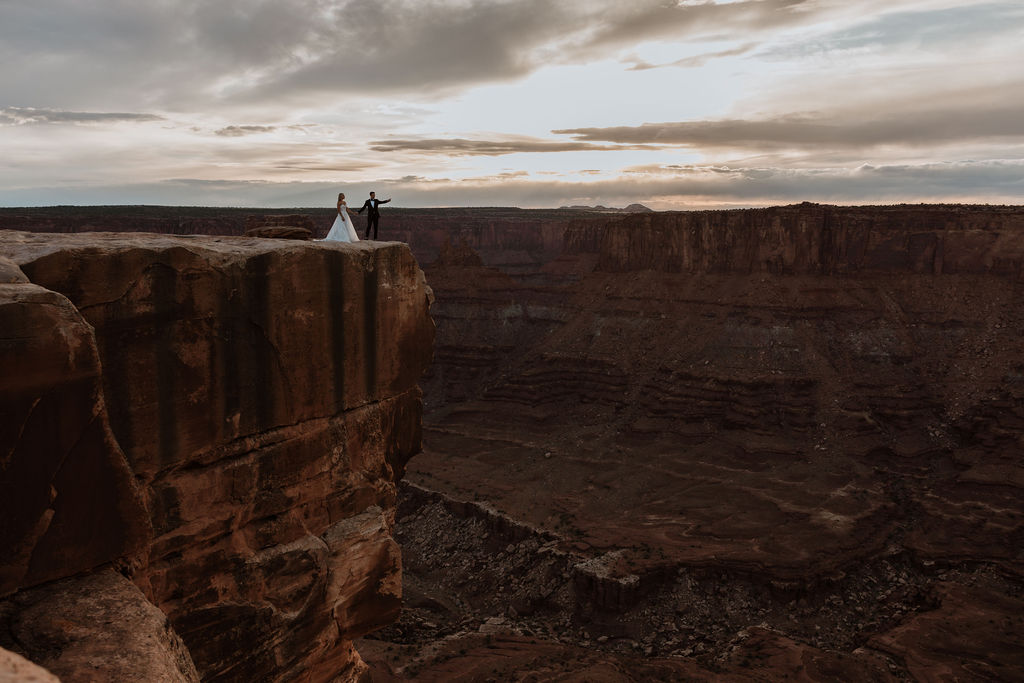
564,203 -> 1024,275
0,232 -> 434,681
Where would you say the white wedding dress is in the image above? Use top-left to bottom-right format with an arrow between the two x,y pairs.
324,203 -> 359,242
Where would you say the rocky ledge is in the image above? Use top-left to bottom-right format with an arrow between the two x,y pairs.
0,231 -> 434,681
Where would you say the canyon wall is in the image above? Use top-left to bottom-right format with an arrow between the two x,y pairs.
397,203 -> 1024,679
0,231 -> 434,681
564,203 -> 1024,275
418,204 -> 1024,574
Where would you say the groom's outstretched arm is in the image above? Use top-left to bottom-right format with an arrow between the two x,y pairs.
381,198 -> 391,204
357,200 -> 367,214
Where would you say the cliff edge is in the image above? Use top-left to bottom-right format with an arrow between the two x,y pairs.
0,231 -> 434,681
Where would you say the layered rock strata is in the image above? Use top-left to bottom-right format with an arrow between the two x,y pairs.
395,204 -> 1024,678
416,204 -> 1024,576
564,203 -> 1024,275
2,570 -> 200,682
0,231 -> 434,681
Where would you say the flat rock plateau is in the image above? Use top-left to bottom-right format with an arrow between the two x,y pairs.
2,203 -> 1023,681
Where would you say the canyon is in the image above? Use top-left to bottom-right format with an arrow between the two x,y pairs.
1,203 -> 1023,681
392,204 -> 1024,680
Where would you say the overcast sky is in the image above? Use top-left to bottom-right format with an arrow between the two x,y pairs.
1,0 -> 1022,209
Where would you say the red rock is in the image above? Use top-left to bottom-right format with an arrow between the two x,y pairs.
0,231 -> 434,681
563,204 -> 1024,275
411,204 -> 1024,579
0,277 -> 149,596
717,628 -> 895,681
869,579 -> 1024,680
391,203 -> 1024,678
244,213 -> 316,232
0,256 -> 27,283
244,226 -> 313,240
0,206 -> 581,263
2,231 -> 433,481
431,237 -> 484,268
4,569 -> 199,682
0,647 -> 59,683
361,634 -> 710,682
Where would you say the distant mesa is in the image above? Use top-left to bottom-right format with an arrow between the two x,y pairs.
559,203 -> 653,213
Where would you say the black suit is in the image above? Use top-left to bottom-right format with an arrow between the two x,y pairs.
357,197 -> 390,239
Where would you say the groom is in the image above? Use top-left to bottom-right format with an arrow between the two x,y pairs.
357,191 -> 391,240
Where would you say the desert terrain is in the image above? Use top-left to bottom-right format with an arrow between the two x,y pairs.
2,204 -> 1022,681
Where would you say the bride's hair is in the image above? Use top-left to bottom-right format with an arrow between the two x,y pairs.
337,192 -> 345,200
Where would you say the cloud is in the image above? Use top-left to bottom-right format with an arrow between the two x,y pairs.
0,107 -> 163,126
0,0 -> 851,109
270,162 -> 378,172
553,93 -> 1024,151
1,0 -> 1007,113
237,0 -> 845,102
214,125 -> 278,137
764,1 -> 1024,59
3,159 -> 1021,210
626,42 -> 758,70
0,0 -> 565,107
578,0 -> 812,57
368,136 -> 655,156
1,0 -> 1020,210
323,159 -> 1024,207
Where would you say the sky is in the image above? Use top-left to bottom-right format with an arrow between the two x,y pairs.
1,0 -> 1022,209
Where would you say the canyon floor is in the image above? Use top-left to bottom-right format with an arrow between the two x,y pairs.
3,205 -> 1022,681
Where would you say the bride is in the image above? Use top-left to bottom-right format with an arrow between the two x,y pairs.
323,192 -> 359,242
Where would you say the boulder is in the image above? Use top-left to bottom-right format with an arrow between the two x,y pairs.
2,569 -> 198,683
0,647 -> 59,683
244,226 -> 313,240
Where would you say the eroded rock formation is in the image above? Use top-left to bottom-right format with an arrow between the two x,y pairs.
416,205 -> 1024,577
0,232 -> 434,681
0,646 -> 59,683
0,255 -> 149,596
4,570 -> 200,683
389,204 -> 1024,679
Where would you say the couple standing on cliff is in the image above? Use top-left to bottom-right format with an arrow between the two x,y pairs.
324,191 -> 391,243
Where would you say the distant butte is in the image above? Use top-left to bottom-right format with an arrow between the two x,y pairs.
559,203 -> 653,212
